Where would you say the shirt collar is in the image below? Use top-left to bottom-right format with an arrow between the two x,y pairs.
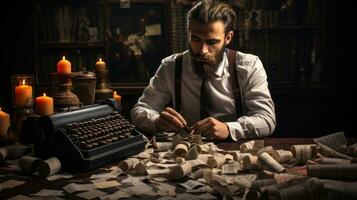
214,50 -> 228,78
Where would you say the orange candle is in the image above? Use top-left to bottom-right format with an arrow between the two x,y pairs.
113,91 -> 121,105
57,56 -> 71,73
35,93 -> 54,116
95,58 -> 106,71
15,79 -> 33,107
0,107 -> 10,137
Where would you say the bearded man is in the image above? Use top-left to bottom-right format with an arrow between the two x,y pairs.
131,0 -> 276,141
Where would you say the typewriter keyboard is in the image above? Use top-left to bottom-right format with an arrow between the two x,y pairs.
64,112 -> 136,150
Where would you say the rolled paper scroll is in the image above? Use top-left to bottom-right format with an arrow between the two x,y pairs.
207,155 -> 226,168
171,162 -> 192,179
19,156 -> 41,173
175,157 -> 185,164
191,168 -> 211,179
271,178 -> 323,200
240,140 -> 255,152
274,173 -> 304,184
250,179 -> 277,190
258,152 -> 285,173
242,154 -> 258,170
174,143 -> 188,158
172,134 -> 183,150
118,158 -> 140,171
307,163 -> 357,179
186,159 -> 208,170
221,162 -> 240,174
270,150 -> 293,163
257,146 -> 274,156
155,142 -> 172,152
313,131 -> 347,149
190,143 -> 202,153
316,154 -> 351,165
227,151 -> 251,161
38,157 -> 61,177
291,144 -> 315,165
319,179 -> 357,198
347,143 -> 357,156
317,143 -> 351,159
186,145 -> 199,160
134,161 -> 147,175
179,141 -> 191,149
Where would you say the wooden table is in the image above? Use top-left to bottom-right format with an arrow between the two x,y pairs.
1,138 -> 356,199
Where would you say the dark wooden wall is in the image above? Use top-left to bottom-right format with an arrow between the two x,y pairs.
0,1 -> 354,138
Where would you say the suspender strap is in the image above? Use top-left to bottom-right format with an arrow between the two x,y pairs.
174,54 -> 183,112
227,49 -> 244,117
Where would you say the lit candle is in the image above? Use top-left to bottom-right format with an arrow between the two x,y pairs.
15,79 -> 33,107
95,58 -> 106,71
35,93 -> 54,116
57,56 -> 71,73
0,107 -> 10,137
113,91 -> 121,105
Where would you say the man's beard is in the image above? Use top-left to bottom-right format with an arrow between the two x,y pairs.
189,45 -> 226,78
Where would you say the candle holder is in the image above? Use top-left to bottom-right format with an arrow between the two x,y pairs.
51,72 -> 80,110
72,69 -> 97,106
10,74 -> 35,143
95,70 -> 113,101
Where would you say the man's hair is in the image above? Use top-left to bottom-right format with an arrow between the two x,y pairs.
187,0 -> 237,34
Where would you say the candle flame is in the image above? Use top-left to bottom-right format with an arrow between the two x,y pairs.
62,56 -> 66,60
0,107 -> 2,111
114,91 -> 117,96
99,58 -> 102,62
43,93 -> 46,96
22,79 -> 26,85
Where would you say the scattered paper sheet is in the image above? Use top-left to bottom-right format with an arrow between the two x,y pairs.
63,183 -> 96,193
1,179 -> 25,189
122,181 -> 153,196
93,180 -> 121,189
6,195 -> 34,200
99,190 -> 132,200
179,180 -> 206,190
77,189 -> 107,200
198,193 -> 218,199
156,183 -> 176,196
47,173 -> 73,181
31,189 -> 65,197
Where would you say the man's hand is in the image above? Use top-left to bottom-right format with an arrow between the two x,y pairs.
193,117 -> 229,141
155,107 -> 188,132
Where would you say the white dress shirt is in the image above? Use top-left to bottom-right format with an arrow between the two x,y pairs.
130,49 -> 276,140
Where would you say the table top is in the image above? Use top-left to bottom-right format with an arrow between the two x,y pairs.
1,137 -> 356,199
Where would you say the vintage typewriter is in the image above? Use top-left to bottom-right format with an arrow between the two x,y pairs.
28,99 -> 147,171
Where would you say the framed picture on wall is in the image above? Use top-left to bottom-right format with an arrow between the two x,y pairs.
106,0 -> 170,87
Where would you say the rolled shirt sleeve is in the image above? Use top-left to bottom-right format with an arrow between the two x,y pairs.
130,58 -> 174,134
227,54 -> 276,140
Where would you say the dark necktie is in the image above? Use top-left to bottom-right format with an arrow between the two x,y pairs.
200,77 -> 211,119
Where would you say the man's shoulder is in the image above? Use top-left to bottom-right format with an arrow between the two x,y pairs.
162,50 -> 190,65
235,51 -> 259,67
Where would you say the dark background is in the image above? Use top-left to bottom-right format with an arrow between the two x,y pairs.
0,1 -> 354,138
